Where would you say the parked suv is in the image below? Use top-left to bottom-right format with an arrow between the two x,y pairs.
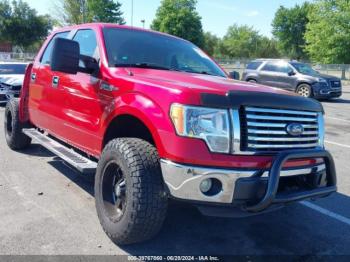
4,24 -> 336,245
242,59 -> 342,99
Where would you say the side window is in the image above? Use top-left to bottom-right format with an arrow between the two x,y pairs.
261,62 -> 279,72
278,63 -> 291,73
40,31 -> 70,64
246,61 -> 262,70
73,29 -> 98,58
262,62 -> 290,73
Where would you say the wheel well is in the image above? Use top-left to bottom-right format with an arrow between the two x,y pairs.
246,78 -> 257,82
103,115 -> 155,148
297,82 -> 312,88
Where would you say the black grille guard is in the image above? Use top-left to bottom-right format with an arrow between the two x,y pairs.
244,149 -> 337,213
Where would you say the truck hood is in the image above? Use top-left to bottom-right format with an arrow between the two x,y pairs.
115,68 -> 296,97
300,72 -> 340,82
0,74 -> 25,86
318,73 -> 341,81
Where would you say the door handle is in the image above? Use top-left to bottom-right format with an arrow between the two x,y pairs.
31,73 -> 36,82
52,76 -> 59,88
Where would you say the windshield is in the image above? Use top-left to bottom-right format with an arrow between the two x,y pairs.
103,28 -> 226,78
0,64 -> 27,75
291,63 -> 319,76
0,64 -> 26,75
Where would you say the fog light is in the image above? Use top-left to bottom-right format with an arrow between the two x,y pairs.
200,178 -> 212,193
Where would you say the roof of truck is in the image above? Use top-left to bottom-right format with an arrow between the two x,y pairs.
53,22 -> 186,42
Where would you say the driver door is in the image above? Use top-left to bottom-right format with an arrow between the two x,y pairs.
259,62 -> 296,90
56,29 -> 105,155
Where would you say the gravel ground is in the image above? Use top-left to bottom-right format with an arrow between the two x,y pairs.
0,87 -> 350,257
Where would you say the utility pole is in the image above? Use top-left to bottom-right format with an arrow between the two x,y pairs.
131,0 -> 134,26
80,0 -> 86,23
141,19 -> 145,29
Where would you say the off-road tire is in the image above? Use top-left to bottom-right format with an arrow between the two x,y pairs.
4,98 -> 31,150
297,84 -> 313,98
95,138 -> 168,245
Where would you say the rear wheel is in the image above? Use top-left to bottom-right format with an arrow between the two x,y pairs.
297,84 -> 313,98
247,79 -> 257,83
4,98 -> 31,150
95,138 -> 168,245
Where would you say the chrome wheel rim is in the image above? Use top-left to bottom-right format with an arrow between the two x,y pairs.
297,85 -> 311,97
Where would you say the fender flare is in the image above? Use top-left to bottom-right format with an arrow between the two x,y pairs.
100,93 -> 171,154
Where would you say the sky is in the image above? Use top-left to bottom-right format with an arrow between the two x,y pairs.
23,0 -> 307,37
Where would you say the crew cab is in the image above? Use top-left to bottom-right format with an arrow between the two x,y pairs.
4,23 -> 336,245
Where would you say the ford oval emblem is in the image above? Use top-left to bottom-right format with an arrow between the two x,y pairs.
286,123 -> 304,136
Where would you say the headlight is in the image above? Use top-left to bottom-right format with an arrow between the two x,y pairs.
318,112 -> 325,148
318,78 -> 328,85
170,104 -> 230,153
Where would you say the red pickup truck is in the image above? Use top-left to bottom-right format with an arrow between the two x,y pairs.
4,23 -> 336,245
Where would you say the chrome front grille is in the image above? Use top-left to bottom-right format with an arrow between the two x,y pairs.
240,107 -> 322,152
330,80 -> 341,89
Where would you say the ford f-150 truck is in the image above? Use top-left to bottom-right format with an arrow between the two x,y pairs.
4,23 -> 336,245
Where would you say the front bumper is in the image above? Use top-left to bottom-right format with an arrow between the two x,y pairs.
0,89 -> 20,103
0,88 -> 7,103
312,84 -> 342,99
315,89 -> 342,99
161,149 -> 336,214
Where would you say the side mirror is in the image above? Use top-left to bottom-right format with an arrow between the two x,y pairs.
50,38 -> 80,74
229,71 -> 240,80
288,70 -> 296,76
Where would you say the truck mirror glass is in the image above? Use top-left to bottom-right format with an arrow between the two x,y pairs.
50,38 -> 80,74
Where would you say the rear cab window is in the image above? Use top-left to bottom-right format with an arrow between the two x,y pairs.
246,61 -> 263,70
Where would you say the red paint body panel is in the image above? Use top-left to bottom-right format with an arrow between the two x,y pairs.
19,63 -> 33,122
25,23 -> 318,170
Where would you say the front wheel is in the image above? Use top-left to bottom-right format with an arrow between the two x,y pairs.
296,84 -> 313,98
95,138 -> 168,245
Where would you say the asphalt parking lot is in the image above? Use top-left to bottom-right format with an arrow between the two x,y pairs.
0,87 -> 350,256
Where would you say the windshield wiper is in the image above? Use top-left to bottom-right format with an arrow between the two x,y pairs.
114,63 -> 221,77
198,71 -> 218,77
114,63 -> 173,71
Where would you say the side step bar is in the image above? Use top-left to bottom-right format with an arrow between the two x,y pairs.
23,128 -> 97,174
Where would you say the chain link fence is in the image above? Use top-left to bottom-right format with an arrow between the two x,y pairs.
216,59 -> 350,82
0,52 -> 36,62
1,53 -> 349,83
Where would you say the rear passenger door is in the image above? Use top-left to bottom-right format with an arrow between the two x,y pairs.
259,62 -> 296,90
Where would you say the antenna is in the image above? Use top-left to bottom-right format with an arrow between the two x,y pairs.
131,0 -> 134,26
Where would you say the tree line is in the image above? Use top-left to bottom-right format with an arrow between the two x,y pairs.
0,0 -> 349,64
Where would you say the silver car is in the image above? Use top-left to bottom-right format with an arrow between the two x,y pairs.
0,62 -> 27,104
242,59 -> 342,99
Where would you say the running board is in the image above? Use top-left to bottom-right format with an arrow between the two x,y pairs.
23,128 -> 97,174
